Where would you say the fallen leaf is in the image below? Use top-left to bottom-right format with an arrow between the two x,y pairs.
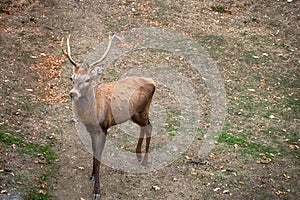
258,158 -> 272,164
1,190 -> 7,194
223,190 -> 230,194
152,185 -> 161,190
38,189 -> 47,195
275,189 -> 285,195
283,173 -> 291,179
289,144 -> 299,149
190,170 -> 197,175
269,115 -> 275,119
247,88 -> 255,92
185,155 -> 191,160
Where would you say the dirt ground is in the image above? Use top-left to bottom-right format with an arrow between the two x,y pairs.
0,0 -> 299,200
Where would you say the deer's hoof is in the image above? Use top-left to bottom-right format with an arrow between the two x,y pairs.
141,159 -> 149,166
90,176 -> 95,181
141,154 -> 149,166
136,152 -> 142,162
92,194 -> 100,200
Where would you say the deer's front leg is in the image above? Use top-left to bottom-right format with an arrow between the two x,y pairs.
87,126 -> 107,200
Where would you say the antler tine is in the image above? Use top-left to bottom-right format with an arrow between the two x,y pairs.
89,33 -> 116,69
60,34 -> 79,67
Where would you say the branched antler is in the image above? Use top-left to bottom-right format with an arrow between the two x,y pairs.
89,32 -> 116,69
60,34 -> 79,67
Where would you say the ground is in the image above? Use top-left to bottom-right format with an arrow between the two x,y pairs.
0,0 -> 299,200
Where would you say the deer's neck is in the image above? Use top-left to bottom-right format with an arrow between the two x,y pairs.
73,88 -> 98,126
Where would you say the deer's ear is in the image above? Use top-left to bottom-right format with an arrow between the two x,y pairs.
73,66 -> 80,73
95,66 -> 104,75
90,66 -> 104,78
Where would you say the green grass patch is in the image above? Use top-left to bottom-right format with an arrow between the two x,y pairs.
211,6 -> 226,13
24,186 -> 53,200
0,132 -> 56,163
164,109 -> 181,136
218,132 -> 278,158
282,97 -> 300,121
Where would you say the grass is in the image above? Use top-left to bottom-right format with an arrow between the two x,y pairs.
0,132 -> 56,161
0,112 -> 57,200
218,132 -> 278,158
210,6 -> 226,13
0,54 -> 58,199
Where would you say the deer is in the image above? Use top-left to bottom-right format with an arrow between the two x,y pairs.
60,33 -> 156,199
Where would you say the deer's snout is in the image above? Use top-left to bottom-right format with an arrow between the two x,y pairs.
69,89 -> 80,100
70,92 -> 76,99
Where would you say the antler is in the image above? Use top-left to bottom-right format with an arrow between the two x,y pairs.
60,34 -> 79,67
89,32 -> 116,69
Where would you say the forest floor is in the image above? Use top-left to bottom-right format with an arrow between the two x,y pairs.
0,0 -> 299,199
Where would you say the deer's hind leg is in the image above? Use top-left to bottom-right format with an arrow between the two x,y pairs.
132,113 -> 152,165
132,84 -> 155,165
141,122 -> 152,166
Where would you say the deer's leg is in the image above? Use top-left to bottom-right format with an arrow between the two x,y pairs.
141,123 -> 152,166
132,113 -> 153,165
87,126 -> 106,199
86,126 -> 96,181
132,114 -> 147,162
135,128 -> 145,162
90,157 -> 96,181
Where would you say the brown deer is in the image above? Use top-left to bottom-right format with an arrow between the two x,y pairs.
60,33 -> 156,199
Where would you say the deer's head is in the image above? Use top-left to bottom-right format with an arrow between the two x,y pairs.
60,33 -> 115,101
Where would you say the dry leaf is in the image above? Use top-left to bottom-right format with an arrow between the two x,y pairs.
38,189 -> 47,195
1,190 -> 8,194
275,189 -> 285,195
223,190 -> 230,194
152,185 -> 161,190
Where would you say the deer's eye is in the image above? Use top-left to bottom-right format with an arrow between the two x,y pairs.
85,79 -> 90,83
